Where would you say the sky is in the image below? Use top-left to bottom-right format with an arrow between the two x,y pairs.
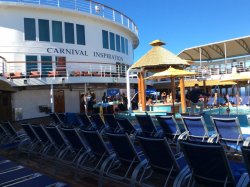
96,0 -> 250,62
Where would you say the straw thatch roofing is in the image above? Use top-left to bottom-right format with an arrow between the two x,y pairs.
0,80 -> 16,92
146,66 -> 197,80
130,40 -> 189,69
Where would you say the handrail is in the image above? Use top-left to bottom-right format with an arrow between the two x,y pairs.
0,0 -> 138,36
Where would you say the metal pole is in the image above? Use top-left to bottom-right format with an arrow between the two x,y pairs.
224,42 -> 227,74
199,48 -> 202,68
126,67 -> 132,113
224,42 -> 227,65
50,84 -> 54,113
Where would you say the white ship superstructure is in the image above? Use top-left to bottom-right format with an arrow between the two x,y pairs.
0,0 -> 139,120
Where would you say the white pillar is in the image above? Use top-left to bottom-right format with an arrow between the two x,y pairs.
50,84 -> 54,113
126,67 -> 132,113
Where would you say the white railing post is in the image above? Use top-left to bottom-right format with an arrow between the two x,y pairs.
113,9 -> 115,21
126,67 -> 132,113
89,0 -> 92,14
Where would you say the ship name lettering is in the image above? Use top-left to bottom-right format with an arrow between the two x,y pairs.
47,48 -> 88,56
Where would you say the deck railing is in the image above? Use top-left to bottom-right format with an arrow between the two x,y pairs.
0,0 -> 138,36
0,61 -> 135,79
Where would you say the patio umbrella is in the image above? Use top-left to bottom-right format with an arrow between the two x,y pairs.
146,66 -> 197,113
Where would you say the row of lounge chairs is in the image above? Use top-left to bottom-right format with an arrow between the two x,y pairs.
44,112 -> 250,186
1,113 -> 250,186
0,122 -> 68,186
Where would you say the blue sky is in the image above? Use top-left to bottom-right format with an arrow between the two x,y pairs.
97,0 -> 250,61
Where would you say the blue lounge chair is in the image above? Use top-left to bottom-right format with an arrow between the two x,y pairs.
175,140 -> 246,187
1,121 -> 26,143
49,113 -> 62,126
6,173 -> 66,187
210,117 -> 248,150
156,115 -> 181,141
135,115 -> 158,137
79,129 -> 114,173
90,114 -> 106,132
44,126 -> 70,158
0,160 -> 20,173
60,128 -> 89,164
99,132 -> 146,187
20,124 -> 42,154
115,117 -> 137,135
103,114 -> 121,132
131,136 -> 187,187
180,116 -> 209,141
237,146 -> 250,187
78,113 -> 93,129
30,125 -> 54,155
0,166 -> 35,186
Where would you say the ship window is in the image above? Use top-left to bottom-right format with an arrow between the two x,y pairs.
76,24 -> 85,45
26,55 -> 38,75
121,36 -> 125,53
65,22 -> 75,44
41,56 -> 52,77
109,32 -> 115,50
52,21 -> 62,43
125,38 -> 128,55
24,18 -> 36,41
38,19 -> 50,42
102,30 -> 109,49
116,34 -> 121,52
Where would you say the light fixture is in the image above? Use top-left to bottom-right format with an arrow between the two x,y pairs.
23,79 -> 28,84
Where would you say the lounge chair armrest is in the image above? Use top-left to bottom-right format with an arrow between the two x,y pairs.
243,137 -> 250,147
178,131 -> 189,140
208,134 -> 218,143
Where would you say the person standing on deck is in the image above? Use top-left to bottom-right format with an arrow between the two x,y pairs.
189,84 -> 207,115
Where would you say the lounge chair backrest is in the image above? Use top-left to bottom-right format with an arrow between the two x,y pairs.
61,128 -> 86,151
106,132 -> 140,164
21,124 -> 38,141
80,130 -> 110,157
65,113 -> 80,127
0,126 -> 6,135
50,113 -> 61,124
78,113 -> 92,128
211,117 -> 243,142
116,117 -> 136,135
57,113 -> 67,124
181,116 -> 208,139
45,126 -> 67,147
156,116 -> 180,136
1,122 -> 17,136
135,115 -> 157,136
103,114 -> 120,132
31,125 -> 51,144
179,140 -> 236,186
90,114 -> 105,131
137,136 -> 179,173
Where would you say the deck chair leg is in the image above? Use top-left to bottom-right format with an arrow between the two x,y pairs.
130,160 -> 148,187
173,166 -> 191,187
98,154 -> 115,187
